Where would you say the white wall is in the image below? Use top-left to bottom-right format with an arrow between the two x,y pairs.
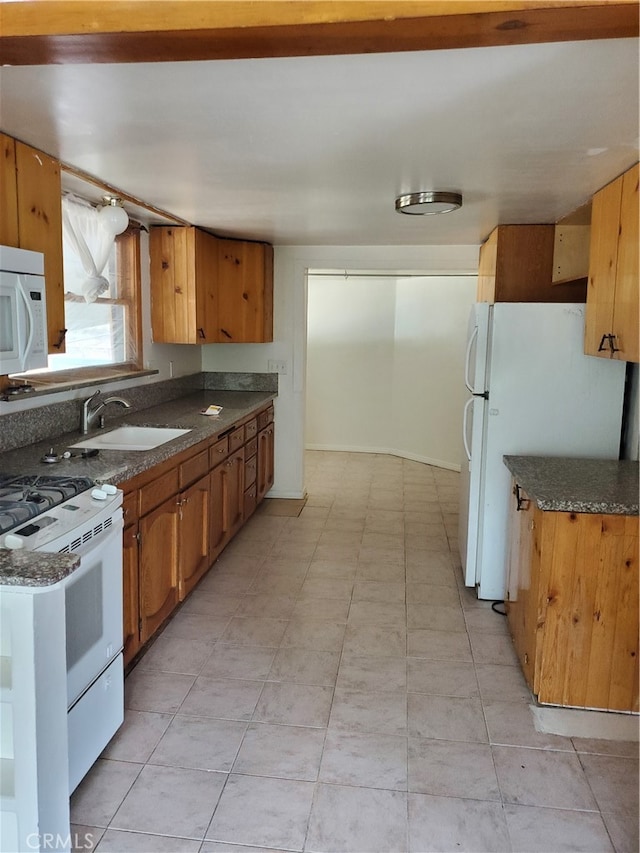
202,244 -> 480,497
306,274 -> 476,469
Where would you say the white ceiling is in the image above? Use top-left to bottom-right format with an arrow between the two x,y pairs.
0,37 -> 638,246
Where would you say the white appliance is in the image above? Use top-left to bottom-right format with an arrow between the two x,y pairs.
0,477 -> 124,795
459,302 -> 626,601
0,245 -> 48,374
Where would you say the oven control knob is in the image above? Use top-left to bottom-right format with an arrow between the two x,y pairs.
91,488 -> 108,501
101,484 -> 118,495
4,534 -> 24,550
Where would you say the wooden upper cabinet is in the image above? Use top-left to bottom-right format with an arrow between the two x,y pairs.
585,163 -> 639,362
149,225 -> 218,344
1,134 -> 66,354
0,133 -> 19,246
217,239 -> 273,342
477,225 -> 587,304
150,226 -> 273,344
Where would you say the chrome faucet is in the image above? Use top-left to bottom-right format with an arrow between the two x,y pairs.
81,390 -> 131,434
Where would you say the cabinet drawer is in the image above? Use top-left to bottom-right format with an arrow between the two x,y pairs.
209,436 -> 229,468
122,491 -> 139,527
229,426 -> 245,454
245,436 -> 257,459
179,448 -> 209,490
257,405 -> 274,430
245,454 -> 257,488
139,467 -> 179,516
244,418 -> 258,442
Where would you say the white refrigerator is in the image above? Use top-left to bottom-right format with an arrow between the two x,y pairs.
459,302 -> 626,601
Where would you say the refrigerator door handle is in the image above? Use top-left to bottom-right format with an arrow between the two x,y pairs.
462,397 -> 473,462
464,325 -> 479,392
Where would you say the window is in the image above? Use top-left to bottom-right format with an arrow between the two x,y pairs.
20,194 -> 142,379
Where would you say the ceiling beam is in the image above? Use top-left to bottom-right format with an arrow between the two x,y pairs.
0,1 -> 637,65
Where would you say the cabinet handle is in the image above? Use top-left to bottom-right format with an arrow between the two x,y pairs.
598,333 -> 620,356
198,327 -> 206,339
514,484 -> 530,512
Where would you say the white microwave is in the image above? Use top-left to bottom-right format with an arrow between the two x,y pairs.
0,245 -> 48,374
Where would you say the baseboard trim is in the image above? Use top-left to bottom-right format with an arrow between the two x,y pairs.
305,444 -> 461,473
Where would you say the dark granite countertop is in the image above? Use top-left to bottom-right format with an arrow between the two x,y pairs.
503,456 -> 639,515
0,390 -> 275,586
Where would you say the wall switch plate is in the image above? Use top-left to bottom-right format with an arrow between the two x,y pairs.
268,359 -> 288,375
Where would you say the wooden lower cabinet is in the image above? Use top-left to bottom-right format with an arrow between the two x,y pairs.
257,423 -> 275,503
177,473 -> 211,600
506,480 -> 639,712
121,402 -> 275,665
210,449 -> 245,562
138,494 -> 180,645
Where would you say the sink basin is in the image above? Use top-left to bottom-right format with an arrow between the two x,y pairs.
70,426 -> 192,452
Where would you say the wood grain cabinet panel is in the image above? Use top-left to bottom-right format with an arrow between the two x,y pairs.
585,163 -> 639,362
477,225 -> 587,304
506,479 -> 639,712
216,239 -> 273,343
0,133 -> 19,246
177,473 -> 211,600
138,494 -> 180,644
122,522 -> 140,666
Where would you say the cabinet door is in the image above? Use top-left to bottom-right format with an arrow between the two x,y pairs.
150,226 -> 196,344
210,464 -> 226,563
0,133 -> 19,246
122,523 -> 140,666
505,483 -> 540,691
15,140 -> 65,353
585,173 -> 622,356
226,449 -> 245,539
216,239 -> 273,342
611,163 -> 639,361
257,424 -> 275,503
178,473 -> 211,600
193,228 -> 218,343
139,494 -> 180,643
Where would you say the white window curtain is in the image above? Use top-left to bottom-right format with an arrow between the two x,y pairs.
62,194 -> 116,302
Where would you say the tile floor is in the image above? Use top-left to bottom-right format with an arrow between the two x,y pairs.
71,451 -> 639,853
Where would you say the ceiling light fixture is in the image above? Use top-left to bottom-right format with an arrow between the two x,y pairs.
395,191 -> 463,215
100,196 -> 129,235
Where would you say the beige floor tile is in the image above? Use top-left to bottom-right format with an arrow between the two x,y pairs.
125,670 -> 196,714
179,676 -> 263,721
352,580 -> 406,603
70,759 -> 143,828
257,556 -> 311,576
201,844 -> 290,853
71,826 -> 104,852
234,593 -> 297,619
348,599 -> 407,628
175,592 -> 242,619
342,623 -> 407,657
601,810 -> 640,853
470,631 -> 520,666
159,611 -> 232,641
337,654 -> 407,693
306,558 -> 358,579
406,562 -> 457,587
408,737 -> 500,800
313,543 -> 361,562
408,694 -> 488,742
290,596 -> 350,622
206,774 -> 315,851
464,605 -> 510,635
280,617 -> 347,651
253,681 -> 334,727
306,783 -> 408,853
268,647 -> 340,686
329,687 -> 408,736
320,729 -> 408,790
493,745 -> 598,810
405,582 -> 460,606
407,629 -> 472,661
504,804 -> 615,852
247,574 -> 306,596
199,644 -> 277,681
407,658 -> 478,698
218,615 -> 289,646
232,722 -> 325,781
572,738 -> 639,758
111,764 -> 225,839
406,602 -> 466,632
135,636 -> 216,675
408,793 -> 510,853
299,576 -> 354,600
578,753 -> 640,815
475,662 -> 533,705
101,710 -> 172,763
355,561 -> 406,583
94,830 -> 200,851
359,546 -> 405,565
193,573 -> 256,595
148,715 -> 247,772
485,700 -> 574,750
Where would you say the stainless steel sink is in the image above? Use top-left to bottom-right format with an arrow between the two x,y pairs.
69,426 -> 192,452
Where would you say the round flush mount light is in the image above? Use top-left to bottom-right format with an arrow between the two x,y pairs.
100,196 -> 130,235
395,191 -> 463,215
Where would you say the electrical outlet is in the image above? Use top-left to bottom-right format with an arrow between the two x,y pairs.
268,359 -> 288,375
